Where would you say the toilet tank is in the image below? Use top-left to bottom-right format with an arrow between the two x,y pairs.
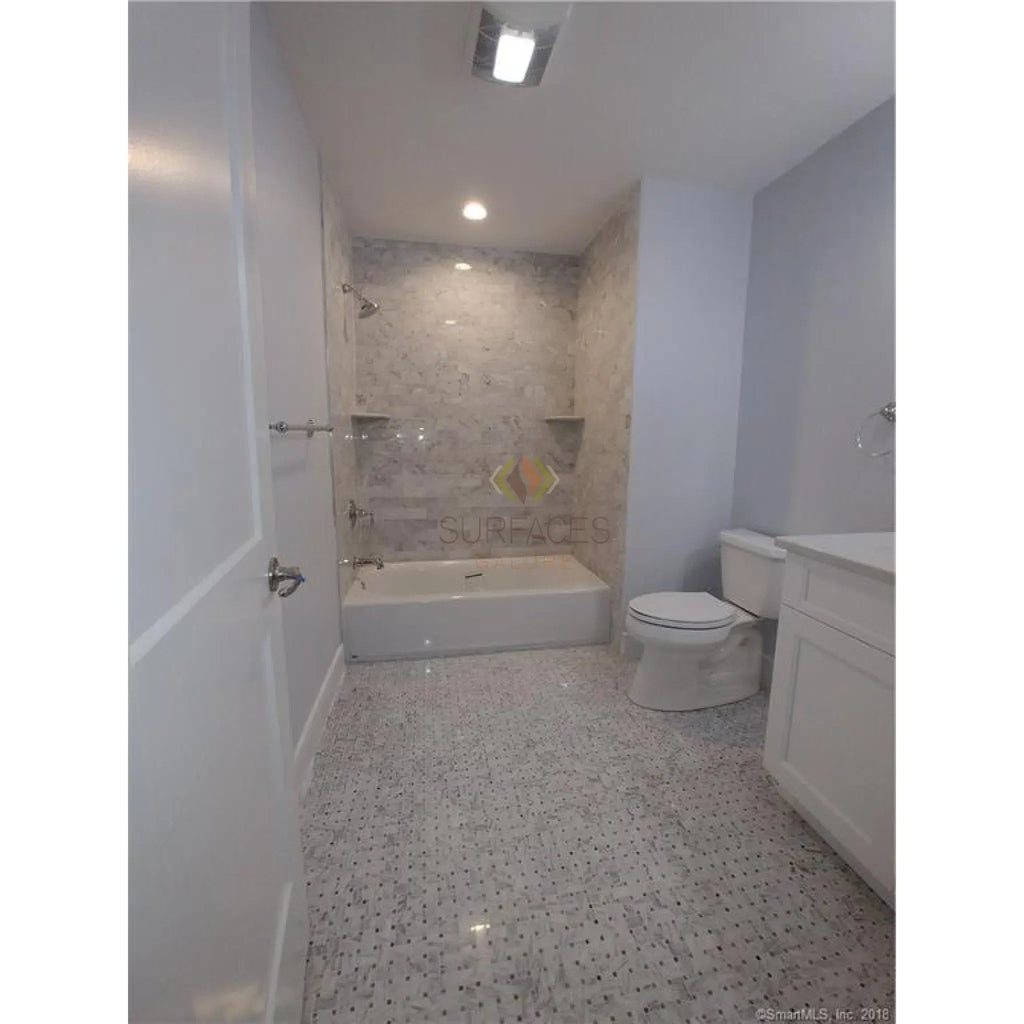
719,529 -> 786,617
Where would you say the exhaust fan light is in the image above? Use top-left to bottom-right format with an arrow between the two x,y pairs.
462,201 -> 488,220
493,27 -> 535,84
471,8 -> 562,88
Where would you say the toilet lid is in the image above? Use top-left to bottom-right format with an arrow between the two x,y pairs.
628,591 -> 735,628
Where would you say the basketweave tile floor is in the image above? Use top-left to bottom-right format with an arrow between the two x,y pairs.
300,646 -> 894,1024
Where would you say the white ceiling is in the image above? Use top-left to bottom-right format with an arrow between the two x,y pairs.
269,2 -> 894,255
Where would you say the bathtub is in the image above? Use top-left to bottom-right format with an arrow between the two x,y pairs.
342,554 -> 610,661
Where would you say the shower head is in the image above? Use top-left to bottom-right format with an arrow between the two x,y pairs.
341,282 -> 380,319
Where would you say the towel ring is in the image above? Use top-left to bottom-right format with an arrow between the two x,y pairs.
855,402 -> 895,457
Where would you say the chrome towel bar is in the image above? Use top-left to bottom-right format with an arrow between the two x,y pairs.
269,419 -> 334,438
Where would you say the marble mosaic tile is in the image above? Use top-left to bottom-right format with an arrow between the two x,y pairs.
572,190 -> 640,639
348,239 -> 580,566
300,646 -> 894,1023
322,178 -> 359,591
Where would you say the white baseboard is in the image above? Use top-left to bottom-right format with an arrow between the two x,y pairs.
294,644 -> 345,799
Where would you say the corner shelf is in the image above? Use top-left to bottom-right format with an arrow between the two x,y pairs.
544,415 -> 584,424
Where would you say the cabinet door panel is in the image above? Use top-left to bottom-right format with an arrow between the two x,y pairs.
765,606 -> 894,902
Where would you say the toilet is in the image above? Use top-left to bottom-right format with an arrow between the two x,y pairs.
625,529 -> 786,711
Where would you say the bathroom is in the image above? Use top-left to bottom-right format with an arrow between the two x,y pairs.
125,3 -> 909,1021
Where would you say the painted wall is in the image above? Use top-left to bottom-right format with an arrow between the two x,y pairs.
571,188 -> 639,637
622,177 -> 754,623
250,8 -> 340,747
732,99 -> 895,536
348,240 -> 580,562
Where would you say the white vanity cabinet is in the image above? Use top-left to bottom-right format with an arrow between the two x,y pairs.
764,533 -> 894,906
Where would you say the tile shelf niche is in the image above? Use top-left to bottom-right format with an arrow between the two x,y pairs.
544,415 -> 585,423
349,412 -> 390,422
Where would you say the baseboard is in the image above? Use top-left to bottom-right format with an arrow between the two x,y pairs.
294,644 -> 345,799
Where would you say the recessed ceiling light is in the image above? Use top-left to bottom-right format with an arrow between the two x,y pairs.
444,319 -> 457,325
462,201 -> 487,221
454,262 -> 472,271
493,27 -> 535,84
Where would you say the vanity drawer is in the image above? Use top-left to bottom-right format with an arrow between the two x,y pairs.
782,554 -> 894,654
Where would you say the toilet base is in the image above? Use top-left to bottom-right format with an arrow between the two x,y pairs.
627,625 -> 762,711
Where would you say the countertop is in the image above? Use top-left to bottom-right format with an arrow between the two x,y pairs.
776,532 -> 894,584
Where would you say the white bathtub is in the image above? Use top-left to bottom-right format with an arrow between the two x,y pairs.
342,554 -> 610,662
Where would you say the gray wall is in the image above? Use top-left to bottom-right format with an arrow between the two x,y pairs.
732,99 -> 895,536
251,8 -> 341,747
572,188 -> 639,638
622,177 -> 754,620
349,240 -> 580,561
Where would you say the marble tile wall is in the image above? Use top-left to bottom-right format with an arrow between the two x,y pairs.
571,188 -> 640,638
349,239 -> 581,561
321,176 -> 358,593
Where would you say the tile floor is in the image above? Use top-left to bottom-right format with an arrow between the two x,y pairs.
301,646 -> 894,1023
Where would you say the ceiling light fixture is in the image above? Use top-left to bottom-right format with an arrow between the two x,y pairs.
470,7 -> 565,88
454,262 -> 472,271
493,27 -> 535,84
462,201 -> 487,221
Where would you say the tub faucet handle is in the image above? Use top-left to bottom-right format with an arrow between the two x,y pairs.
347,499 -> 374,526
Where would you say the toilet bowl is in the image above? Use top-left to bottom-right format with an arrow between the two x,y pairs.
625,530 -> 785,711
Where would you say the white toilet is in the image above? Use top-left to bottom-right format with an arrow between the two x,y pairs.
625,529 -> 786,711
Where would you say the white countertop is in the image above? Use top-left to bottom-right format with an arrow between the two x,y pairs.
776,532 -> 894,583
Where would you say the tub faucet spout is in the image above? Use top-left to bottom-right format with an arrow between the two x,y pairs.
354,555 -> 384,570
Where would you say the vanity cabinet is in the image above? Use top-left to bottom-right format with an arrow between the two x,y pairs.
764,534 -> 894,906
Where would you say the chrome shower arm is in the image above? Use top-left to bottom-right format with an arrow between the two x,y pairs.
339,282 -> 380,318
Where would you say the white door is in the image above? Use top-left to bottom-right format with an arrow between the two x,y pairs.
129,4 -> 308,1022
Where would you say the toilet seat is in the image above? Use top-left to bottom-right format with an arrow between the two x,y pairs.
628,591 -> 735,630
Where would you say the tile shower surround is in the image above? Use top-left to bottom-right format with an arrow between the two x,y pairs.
301,646 -> 895,1022
572,190 -> 639,637
322,179 -> 359,594
350,239 -> 583,563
